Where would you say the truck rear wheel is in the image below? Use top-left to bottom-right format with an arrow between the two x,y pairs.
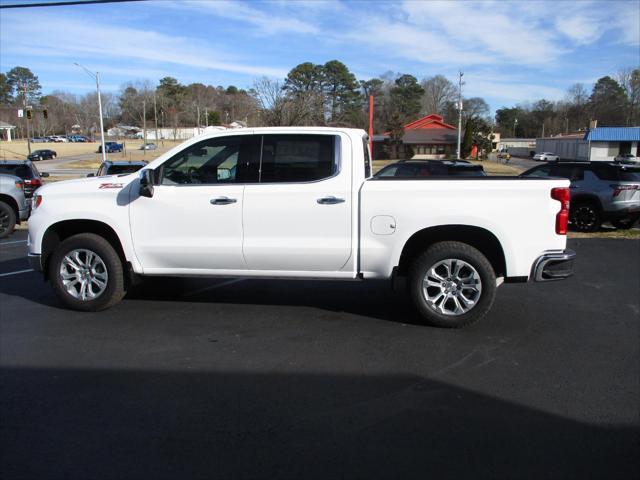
409,241 -> 496,328
49,233 -> 126,311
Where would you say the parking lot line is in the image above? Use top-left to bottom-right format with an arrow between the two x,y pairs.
0,240 -> 28,246
0,269 -> 34,277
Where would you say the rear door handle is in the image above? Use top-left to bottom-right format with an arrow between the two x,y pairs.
317,196 -> 345,205
210,196 -> 237,205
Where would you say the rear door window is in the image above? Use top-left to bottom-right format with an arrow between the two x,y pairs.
260,134 -> 336,183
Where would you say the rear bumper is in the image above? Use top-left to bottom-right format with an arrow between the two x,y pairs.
531,249 -> 576,282
18,206 -> 29,221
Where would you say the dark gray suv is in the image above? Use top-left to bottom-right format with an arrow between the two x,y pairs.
521,161 -> 640,232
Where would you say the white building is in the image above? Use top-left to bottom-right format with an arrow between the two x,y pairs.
536,127 -> 640,161
0,120 -> 16,142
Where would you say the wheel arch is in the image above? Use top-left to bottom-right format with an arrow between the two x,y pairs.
41,219 -> 128,278
396,225 -> 507,278
571,194 -> 602,211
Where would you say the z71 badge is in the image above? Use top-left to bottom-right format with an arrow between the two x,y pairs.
99,183 -> 123,189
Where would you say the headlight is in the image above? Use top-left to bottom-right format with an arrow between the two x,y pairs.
32,194 -> 43,211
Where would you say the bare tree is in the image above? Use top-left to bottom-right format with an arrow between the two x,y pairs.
421,75 -> 456,115
252,77 -> 319,126
617,67 -> 640,125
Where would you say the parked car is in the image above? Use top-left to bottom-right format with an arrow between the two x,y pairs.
28,127 -> 574,328
0,160 -> 50,198
30,137 -> 47,143
138,143 -> 157,151
520,161 -> 640,231
0,174 -> 29,239
27,149 -> 57,161
48,135 -> 68,143
87,160 -> 148,177
97,142 -> 123,154
614,153 -> 639,164
533,152 -> 560,161
496,151 -> 511,162
69,135 -> 89,143
375,160 -> 486,178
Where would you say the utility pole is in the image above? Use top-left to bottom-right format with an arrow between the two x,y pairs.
143,99 -> 147,156
205,107 -> 209,127
196,104 -> 201,134
74,63 -> 106,162
456,71 -> 464,160
153,93 -> 159,146
23,83 -> 32,155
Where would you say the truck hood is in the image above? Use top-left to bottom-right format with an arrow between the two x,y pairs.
36,173 -> 139,196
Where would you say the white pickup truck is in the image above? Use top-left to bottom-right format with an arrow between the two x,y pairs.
28,128 -> 575,327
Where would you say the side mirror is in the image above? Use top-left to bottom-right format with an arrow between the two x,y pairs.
41,172 -> 50,178
86,173 -> 95,177
139,169 -> 154,198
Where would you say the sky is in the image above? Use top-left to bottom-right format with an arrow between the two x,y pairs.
0,0 -> 639,114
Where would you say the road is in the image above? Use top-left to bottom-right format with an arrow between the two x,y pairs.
1,231 -> 638,479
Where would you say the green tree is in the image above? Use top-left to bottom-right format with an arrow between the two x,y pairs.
322,60 -> 360,124
6,66 -> 41,104
389,74 -> 424,121
461,119 -> 474,158
589,76 -> 628,126
208,110 -> 221,125
284,62 -> 324,93
0,73 -> 12,104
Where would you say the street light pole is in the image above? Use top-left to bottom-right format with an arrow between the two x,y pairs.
456,71 -> 464,160
74,63 -> 106,163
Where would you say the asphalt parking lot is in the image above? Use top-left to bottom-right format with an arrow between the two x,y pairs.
1,231 -> 638,479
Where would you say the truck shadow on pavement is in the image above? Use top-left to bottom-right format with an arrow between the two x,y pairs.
1,366 -> 638,480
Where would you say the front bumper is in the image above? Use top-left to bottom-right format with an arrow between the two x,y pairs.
531,249 -> 576,282
28,253 -> 43,272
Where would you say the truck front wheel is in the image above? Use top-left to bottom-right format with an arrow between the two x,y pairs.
409,241 -> 496,328
49,233 -> 126,311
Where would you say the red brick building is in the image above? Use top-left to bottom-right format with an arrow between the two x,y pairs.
373,114 -> 459,159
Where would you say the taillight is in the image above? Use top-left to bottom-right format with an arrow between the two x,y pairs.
551,187 -> 570,235
25,179 -> 42,187
611,184 -> 639,197
32,195 -> 43,210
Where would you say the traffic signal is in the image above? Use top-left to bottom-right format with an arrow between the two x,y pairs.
26,109 -> 32,120
43,109 -> 48,119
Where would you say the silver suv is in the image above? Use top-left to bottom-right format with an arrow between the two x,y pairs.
520,161 -> 640,232
0,174 -> 30,238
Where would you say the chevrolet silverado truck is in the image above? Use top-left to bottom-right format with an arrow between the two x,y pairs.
27,128 -> 575,327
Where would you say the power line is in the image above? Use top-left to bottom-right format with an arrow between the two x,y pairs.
0,0 -> 147,9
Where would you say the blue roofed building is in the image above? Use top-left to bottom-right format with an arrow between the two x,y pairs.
536,126 -> 640,162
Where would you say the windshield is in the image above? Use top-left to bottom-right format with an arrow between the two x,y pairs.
105,165 -> 144,175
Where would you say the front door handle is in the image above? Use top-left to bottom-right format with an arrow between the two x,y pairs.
210,196 -> 237,205
317,196 -> 345,205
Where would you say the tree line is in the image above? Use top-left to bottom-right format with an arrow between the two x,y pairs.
495,69 -> 640,138
1,62 -> 638,153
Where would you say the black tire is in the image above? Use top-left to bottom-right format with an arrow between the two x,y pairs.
49,233 -> 126,311
0,201 -> 16,239
612,214 -> 639,230
408,241 -> 497,328
570,202 -> 601,232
